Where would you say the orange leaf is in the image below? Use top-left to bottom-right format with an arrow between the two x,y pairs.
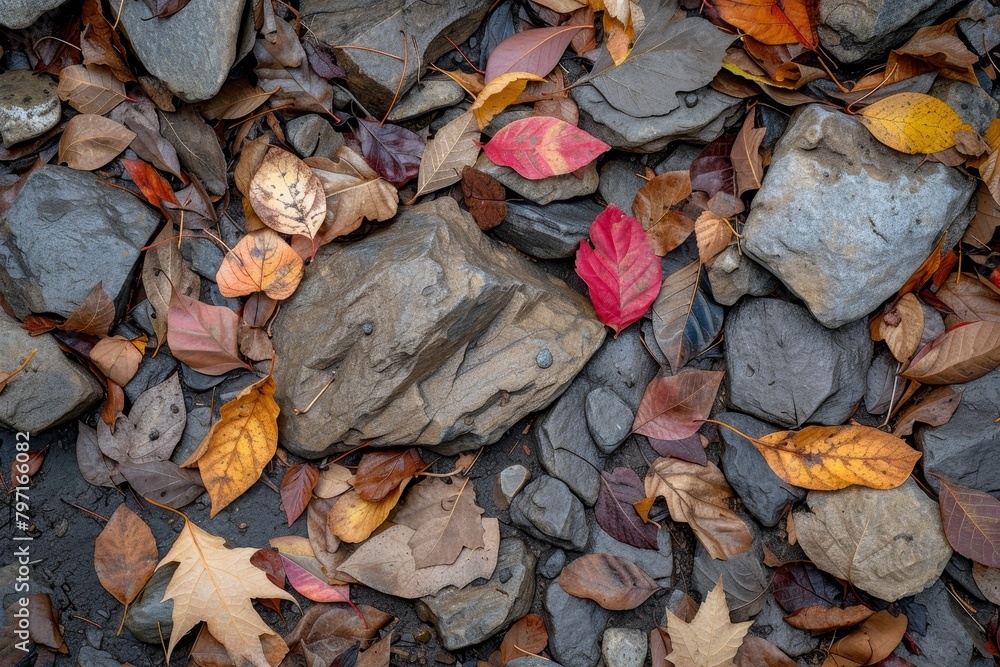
471,72 -> 546,130
216,229 -> 304,300
713,0 -> 818,50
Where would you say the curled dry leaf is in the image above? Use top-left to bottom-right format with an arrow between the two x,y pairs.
167,290 -> 245,375
632,170 -> 694,256
313,464 -> 353,498
632,370 -> 724,441
875,293 -> 925,362
415,111 -> 481,198
934,475 -> 1000,568
328,483 -> 408,544
94,504 -> 159,607
353,448 -> 424,501
731,111 -> 767,196
253,16 -> 334,115
216,229 -> 305,300
58,114 -> 136,171
484,116 -> 611,179
783,604 -> 874,632
353,118 -> 425,185
713,0 -> 818,49
595,468 -> 659,550
936,272 -> 1000,326
143,225 -> 200,354
666,578 -> 753,667
306,147 -> 399,245
485,26 -> 586,83
694,211 -> 734,263
500,613 -> 548,665
891,386 -> 960,437
559,553 -> 660,610
90,335 -> 146,386
822,610 -> 907,667
57,63 -> 128,115
62,281 -> 115,337
472,72 -> 546,129
200,80 -> 276,120
249,147 -> 327,239
393,477 -> 486,568
859,93 -> 971,154
902,320 -> 1000,384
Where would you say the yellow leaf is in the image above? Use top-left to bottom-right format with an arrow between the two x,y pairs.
193,374 -> 280,517
665,578 -> 752,667
249,147 -> 327,238
471,72 -> 545,130
158,515 -> 295,666
327,481 -> 409,543
858,92 -> 972,154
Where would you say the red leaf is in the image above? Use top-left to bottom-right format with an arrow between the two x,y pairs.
166,289 -> 246,375
647,434 -> 707,466
575,204 -> 662,334
934,474 -> 1000,568
281,463 -> 319,526
279,553 -> 353,604
485,26 -> 587,83
632,370 -> 724,440
483,117 -> 610,180
353,448 -> 425,502
353,118 -> 425,185
122,158 -> 179,209
596,468 -> 660,550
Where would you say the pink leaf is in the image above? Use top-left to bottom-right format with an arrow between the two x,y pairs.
483,117 -> 610,180
485,26 -> 586,83
166,290 -> 246,375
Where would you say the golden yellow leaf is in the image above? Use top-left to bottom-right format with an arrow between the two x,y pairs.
249,147 -> 327,238
471,72 -> 545,130
665,577 -> 752,667
876,293 -> 925,362
858,92 -> 972,154
192,374 -> 280,517
216,229 -> 304,300
327,481 -> 408,543
158,514 -> 294,666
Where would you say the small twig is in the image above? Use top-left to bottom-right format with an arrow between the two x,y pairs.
330,44 -> 404,61
2,348 -> 37,385
845,63 -> 899,114
32,36 -> 82,51
112,0 -> 125,30
60,499 -> 109,523
444,35 -> 484,75
381,32 -> 409,126
293,375 -> 336,414
72,615 -> 103,630
329,441 -> 372,464
878,363 -> 903,428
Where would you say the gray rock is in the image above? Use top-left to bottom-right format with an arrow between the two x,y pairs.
534,382 -> 603,505
508,659 -> 563,667
959,0 -> 1000,57
693,543 -> 770,621
751,595 -> 819,658
574,84 -> 743,153
302,0 -> 492,117
180,235 -> 225,280
706,246 -> 779,307
0,166 -> 159,320
388,78 -> 466,122
125,563 -> 175,644
865,347 -> 906,415
655,144 -> 703,174
76,646 -> 120,667
717,411 -> 806,527
818,0 -> 965,63
180,364 -> 230,392
743,104 -> 975,328
286,114 -> 344,160
588,524 -> 673,582
159,106 -> 228,195
544,580 -> 610,667
123,345 -> 177,403
493,464 -> 531,510
582,325 -> 659,408
930,79 -> 999,134
173,406 -> 212,466
893,579 -> 975,667
919,302 -> 945,346
0,312 -> 102,433
491,198 -> 604,259
725,298 -> 872,427
794,479 -> 952,601
475,152 -> 599,205
119,0 -> 246,102
510,476 -> 589,551
598,160 -> 645,214
0,70 -> 60,147
602,628 -> 647,667
0,0 -> 69,28
420,538 -> 536,650
917,365 -> 1000,494
540,549 -> 567,579
272,198 -> 605,457
945,554 -> 987,603
586,387 -> 633,454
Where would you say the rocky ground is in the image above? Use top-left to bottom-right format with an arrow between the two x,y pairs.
1,0 -> 1000,667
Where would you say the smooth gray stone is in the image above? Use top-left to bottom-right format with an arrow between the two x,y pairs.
585,387 -> 633,454
751,595 -> 819,657
387,78 -> 465,122
930,78 -> 999,134
598,160 -> 645,215
475,152 -> 599,205
0,0 -> 69,28
544,580 -> 610,667
893,579 -> 975,666
76,646 -> 120,667
588,524 -> 673,583
540,549 -> 567,579
706,246 -> 779,307
491,199 -> 604,259
535,382 -> 602,505
286,114 -> 344,160
124,564 -> 175,644
510,476 -> 589,551
0,70 -> 60,147
493,464 -> 531,510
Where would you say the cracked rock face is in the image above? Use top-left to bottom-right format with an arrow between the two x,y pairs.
271,198 -> 605,457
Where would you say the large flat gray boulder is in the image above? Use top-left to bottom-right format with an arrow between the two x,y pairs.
819,0 -> 965,63
0,0 -> 69,28
271,198 -> 605,457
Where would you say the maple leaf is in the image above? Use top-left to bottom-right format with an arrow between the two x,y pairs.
158,515 -> 295,666
666,578 -> 752,667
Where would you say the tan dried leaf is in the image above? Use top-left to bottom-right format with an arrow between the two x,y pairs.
58,114 -> 135,171
666,578 -> 752,667
415,111 -> 481,198
392,477 -> 486,568
306,147 -> 399,245
878,293 -> 925,362
249,147 -> 327,238
57,64 -> 128,115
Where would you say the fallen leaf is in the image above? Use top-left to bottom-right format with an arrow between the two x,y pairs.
125,372 -> 186,464
575,204 -> 662,334
484,116 -> 610,179
822,610 -> 907,667
485,26 -> 586,83
157,106 -> 228,195
888,18 -> 979,85
281,463 -> 319,526
472,72 -> 547,129
972,562 -> 1000,606
306,147 -> 399,245
393,477 -> 487,568
58,114 -> 135,171
461,165 -> 507,230
239,324 -> 275,362
253,16 -> 334,115
200,80 -> 275,120
336,518 -> 500,599
695,211 -> 733,263
713,0 -> 818,50
167,290 -> 245,375
353,448 -> 424,501
666,577 -> 753,666
191,374 -> 280,517
876,293 -> 925,362
651,260 -> 724,371
279,553 -> 353,606
76,421 -> 120,487
596,468 -> 660,550
963,184 -> 1000,247
327,483 -> 408,544
690,133 -> 738,199
216,229 -> 304,300
934,475 -> 1000,568
61,281 -> 115,337
314,464 -> 354,499
500,613 -> 548,665
353,118 -> 425,185
142,0 -> 193,18
648,433 -> 708,466
632,170 -> 694,256
121,157 -> 180,209
784,604 -> 874,631
936,273 -> 1000,326
143,226 -> 200,354
645,457 -> 753,560
157,515 -> 294,666
119,460 -> 204,509
632,370 -> 724,441
80,0 -> 134,83
57,63 -> 128,114
559,553 -> 660,610
9,448 -> 43,484
742,423 -> 921,490
859,93 -> 972,154
902,320 -> 1000,384
896,235 -> 945,297
772,561 -> 848,613
90,335 -> 146,386
415,111 -> 481,197
730,111 -> 767,196
892,386 -> 961,437
94,504 -> 158,610
734,635 -> 797,667
250,147 -> 327,239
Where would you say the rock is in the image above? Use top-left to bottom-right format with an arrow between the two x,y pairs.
271,198 -> 605,457
959,0 -> 1000,57
818,0 -> 965,63
0,70 -> 60,147
716,411 -> 807,527
893,579 -> 975,666
751,595 -> 819,658
598,160 -> 645,214
534,382 -> 603,505
510,476 -> 589,551
180,235 -> 224,281
929,79 -> 999,134
706,246 -> 779,307
0,166 -> 159,320
724,298 -> 872,427
159,106 -> 229,195
180,364 -> 231,393
573,84 -> 743,152
125,563 -> 175,644
919,302 -> 945,346
508,659 -> 563,667
301,0 -> 492,117
917,365 -> 1000,494
388,78 -> 466,122
540,549 -> 567,579
585,387 -> 633,454
693,542 -> 770,621
76,646 -> 120,667
286,114 -> 344,160
794,479 -> 952,601
581,325 -> 659,408
0,312 -> 101,433
419,538 -> 536,650
490,199 -> 603,259
588,524 -> 673,582
601,628 -> 647,667
743,104 -> 975,328
173,406 -> 212,466
0,0 -> 69,28
118,0 -> 246,102
544,580 -> 610,667
475,152 -> 599,205
865,347 -> 907,415
493,464 -> 531,510
123,345 -> 177,403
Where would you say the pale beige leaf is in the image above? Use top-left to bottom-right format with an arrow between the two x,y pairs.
879,293 -> 924,362
306,147 -> 398,245
57,64 -> 128,115
249,147 -> 327,238
903,319 -> 1000,384
972,562 -> 1000,606
58,114 -> 135,171
392,477 -> 486,568
666,578 -> 752,667
313,464 -> 354,499
936,273 -> 1000,327
235,137 -> 272,197
142,225 -> 201,354
964,185 -> 1000,247
415,111 -> 481,198
695,211 -> 733,263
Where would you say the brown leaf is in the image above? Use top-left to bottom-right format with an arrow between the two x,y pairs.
57,63 -> 128,114
876,293 -> 925,362
784,604 -> 874,631
461,165 -> 507,231
328,484 -> 408,543
645,457 -> 753,560
80,0 -> 135,82
963,184 -> 1000,247
235,136 -> 272,197
734,635 -> 797,667
903,320 -> 1000,384
559,553 -> 659,610
632,370 -> 724,441
239,324 -> 275,362
305,147 -> 399,245
58,114 -> 135,171
249,147 -> 327,238
650,260 -> 702,370
633,171 -> 694,256
281,463 -> 319,526
694,211 -> 733,263
500,613 -> 548,665
313,464 -> 353,499
90,335 -> 146,386
892,386 -> 961,437
142,225 -> 200,354
94,504 -> 158,606
200,80 -> 276,120
353,448 -> 424,502
216,229 -> 305,300
730,112 -> 766,196
666,577 -> 753,667
61,281 -> 115,337
166,290 -> 245,375
393,477 -> 486,568
936,272 -> 1000,326
897,235 -> 945,297
822,610 -> 907,667
253,16 -> 334,115
972,562 -> 1000,606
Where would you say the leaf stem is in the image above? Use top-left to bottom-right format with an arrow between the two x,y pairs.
1,348 -> 37,385
699,418 -> 758,443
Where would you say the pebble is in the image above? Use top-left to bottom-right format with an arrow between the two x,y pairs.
388,78 -> 466,122
585,387 -> 633,454
0,69 -> 60,147
509,476 -> 589,551
474,152 -> 599,205
286,114 -> 344,160
493,464 -> 531,510
544,580 -> 610,667
601,628 -> 647,667
540,549 -> 567,579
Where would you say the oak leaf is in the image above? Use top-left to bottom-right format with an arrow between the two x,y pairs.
665,577 -> 753,667
393,477 -> 487,568
216,229 -> 304,300
249,147 -> 327,239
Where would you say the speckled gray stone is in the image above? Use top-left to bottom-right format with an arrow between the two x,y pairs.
585,387 -> 633,454
124,564 -> 175,644
601,628 -> 647,667
0,70 -> 60,147
510,476 -> 589,551
388,78 -> 466,122
0,0 -> 69,29
493,464 -> 531,510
